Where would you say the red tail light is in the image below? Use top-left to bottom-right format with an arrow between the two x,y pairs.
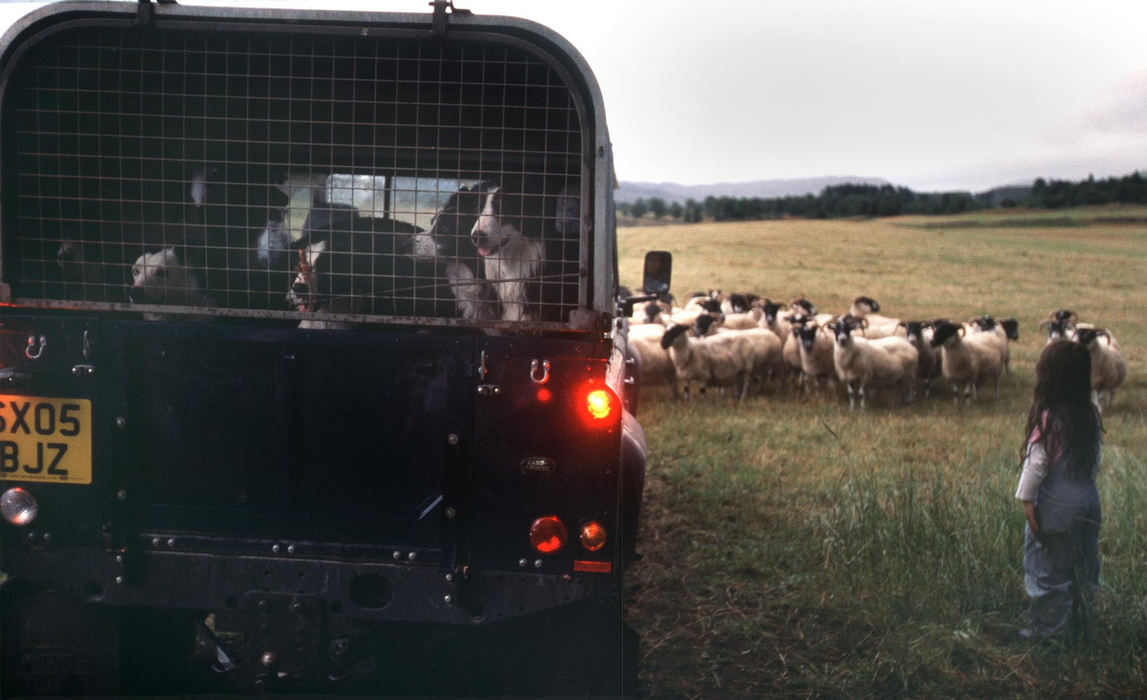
529,516 -> 568,554
580,384 -> 618,427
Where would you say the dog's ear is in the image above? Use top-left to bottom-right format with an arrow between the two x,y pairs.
303,239 -> 328,268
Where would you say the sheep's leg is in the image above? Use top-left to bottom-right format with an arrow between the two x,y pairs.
737,374 -> 750,402
950,381 -> 960,407
860,383 -> 869,410
846,381 -> 857,409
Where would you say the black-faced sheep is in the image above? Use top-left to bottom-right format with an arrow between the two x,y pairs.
849,295 -> 901,338
967,314 -> 1018,376
628,322 -> 679,400
900,320 -> 942,397
660,323 -> 759,401
828,318 -> 918,409
793,322 -> 836,395
929,320 -> 1005,405
1072,327 -> 1126,413
1038,308 -> 1077,344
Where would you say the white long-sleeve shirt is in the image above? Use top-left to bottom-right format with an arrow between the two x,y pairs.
1015,441 -> 1050,502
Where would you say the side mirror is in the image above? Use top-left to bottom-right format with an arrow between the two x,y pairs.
642,250 -> 672,296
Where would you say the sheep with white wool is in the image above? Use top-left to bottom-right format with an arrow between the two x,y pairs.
793,321 -> 837,395
929,320 -> 1005,405
1039,308 -> 1077,344
899,320 -> 942,397
670,297 -> 723,328
659,322 -> 761,401
1071,326 -> 1126,413
966,314 -> 1019,376
828,317 -> 918,409
849,295 -> 901,338
628,322 -> 679,400
697,314 -> 784,389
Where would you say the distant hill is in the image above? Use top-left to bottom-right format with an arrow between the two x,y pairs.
616,176 -> 891,204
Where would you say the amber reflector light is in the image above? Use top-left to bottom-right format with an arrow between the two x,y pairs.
579,521 -> 607,552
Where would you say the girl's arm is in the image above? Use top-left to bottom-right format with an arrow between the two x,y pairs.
1015,441 -> 1050,503
1022,499 -> 1039,536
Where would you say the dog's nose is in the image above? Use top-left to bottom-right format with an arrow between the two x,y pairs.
291,282 -> 310,295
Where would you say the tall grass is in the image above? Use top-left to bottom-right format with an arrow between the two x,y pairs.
621,209 -> 1147,697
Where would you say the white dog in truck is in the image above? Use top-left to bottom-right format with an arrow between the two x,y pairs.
128,247 -> 214,321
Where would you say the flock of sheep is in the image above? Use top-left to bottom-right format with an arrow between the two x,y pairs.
626,293 -> 1127,412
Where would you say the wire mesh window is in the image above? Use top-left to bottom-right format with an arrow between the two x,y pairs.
2,24 -> 586,326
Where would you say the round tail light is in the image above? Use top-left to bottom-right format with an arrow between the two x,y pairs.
1,487 -> 39,526
579,521 -> 607,552
528,516 -> 568,554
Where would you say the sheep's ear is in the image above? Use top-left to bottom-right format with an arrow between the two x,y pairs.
1038,320 -> 1048,330
957,326 -> 965,337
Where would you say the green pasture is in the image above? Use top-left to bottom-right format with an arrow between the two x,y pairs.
619,207 -> 1147,697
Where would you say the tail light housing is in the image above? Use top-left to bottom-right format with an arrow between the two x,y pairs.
578,521 -> 607,552
528,516 -> 568,554
579,383 -> 619,428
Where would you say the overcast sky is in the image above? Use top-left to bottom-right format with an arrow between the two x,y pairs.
4,0 -> 1146,192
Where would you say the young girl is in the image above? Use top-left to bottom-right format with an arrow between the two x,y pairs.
1015,340 -> 1103,642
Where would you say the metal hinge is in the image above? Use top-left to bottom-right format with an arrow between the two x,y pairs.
430,0 -> 471,38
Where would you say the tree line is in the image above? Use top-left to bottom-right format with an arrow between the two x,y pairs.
618,170 -> 1147,222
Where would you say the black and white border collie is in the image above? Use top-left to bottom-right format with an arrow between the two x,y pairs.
469,183 -> 545,322
407,182 -> 499,321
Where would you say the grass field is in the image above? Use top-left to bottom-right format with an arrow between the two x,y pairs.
618,207 -> 1147,697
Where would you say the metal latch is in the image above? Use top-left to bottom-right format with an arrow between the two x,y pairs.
430,0 -> 471,38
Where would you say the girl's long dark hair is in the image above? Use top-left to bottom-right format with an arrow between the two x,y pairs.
1022,340 -> 1103,480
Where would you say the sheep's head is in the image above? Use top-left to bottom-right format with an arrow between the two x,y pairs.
762,299 -> 782,324
639,301 -> 662,324
1072,326 -> 1108,347
1040,319 -> 1070,343
828,318 -> 861,346
970,314 -> 997,332
1001,318 -> 1020,341
901,320 -> 926,343
660,323 -> 691,350
727,293 -> 750,313
929,321 -> 964,347
693,314 -> 720,337
791,297 -> 817,316
796,323 -> 821,352
852,295 -> 880,314
1051,308 -> 1077,324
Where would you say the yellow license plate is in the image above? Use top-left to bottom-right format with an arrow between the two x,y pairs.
0,395 -> 92,485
